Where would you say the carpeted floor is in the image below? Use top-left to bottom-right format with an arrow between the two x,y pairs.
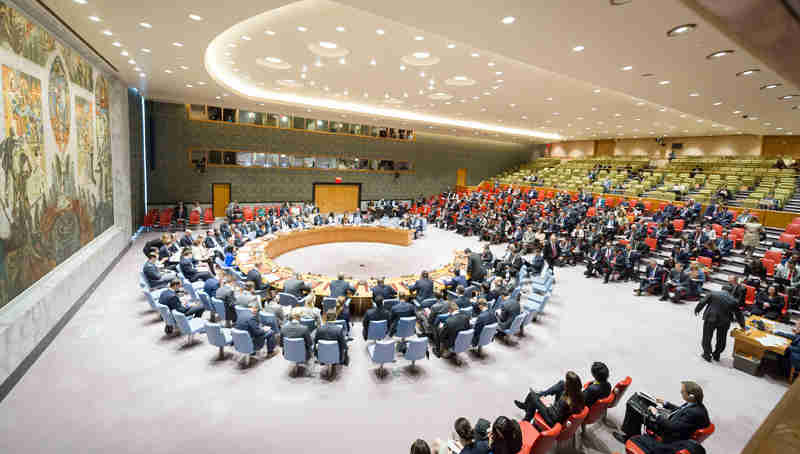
0,227 -> 786,454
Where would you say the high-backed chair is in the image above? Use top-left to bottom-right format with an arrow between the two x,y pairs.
419,298 -> 437,309
366,319 -> 388,343
283,337 -> 308,375
528,419 -> 562,454
582,393 -> 615,438
172,310 -> 207,345
258,311 -> 279,332
211,297 -> 229,327
317,340 -> 341,378
473,323 -> 497,355
500,312 -> 527,339
300,317 -> 316,333
607,376 -> 633,415
404,337 -> 428,368
395,317 -> 416,344
156,303 -> 177,334
450,329 -> 474,364
231,328 -> 257,366
520,310 -> 536,336
367,339 -> 396,377
278,292 -> 300,307
205,322 -> 232,359
235,306 -> 252,323
197,290 -> 216,322
322,297 -> 338,312
691,423 -> 715,443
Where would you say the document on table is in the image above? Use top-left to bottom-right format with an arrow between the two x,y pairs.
756,334 -> 790,348
263,274 -> 281,283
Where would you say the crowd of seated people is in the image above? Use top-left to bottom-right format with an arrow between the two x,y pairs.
409,364 -> 709,454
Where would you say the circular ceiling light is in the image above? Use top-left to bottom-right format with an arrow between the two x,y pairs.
189,14 -> 203,21
502,16 -> 516,24
470,52 -> 480,57
445,76 -> 476,86
658,80 -> 670,85
88,15 -> 101,22
112,41 -> 121,47
307,42 -> 349,58
256,57 -> 291,70
276,79 -> 303,88
736,69 -> 760,76
414,36 -> 424,41
713,101 -> 723,106
621,65 -> 633,71
336,26 -> 345,32
572,45 -> 585,52
447,43 -> 456,49
689,92 -> 699,97
666,23 -> 696,37
297,26 -> 308,32
761,83 -> 782,90
172,42 -> 183,47
402,52 -> 440,66
265,30 -> 276,36
428,92 -> 453,100
706,50 -> 734,59
376,29 -> 385,35
779,94 -> 798,100
139,22 -> 152,29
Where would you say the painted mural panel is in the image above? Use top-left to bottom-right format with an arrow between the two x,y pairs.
0,1 -> 114,309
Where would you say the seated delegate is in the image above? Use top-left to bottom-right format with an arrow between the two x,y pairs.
514,371 -> 585,427
613,381 -> 710,444
234,304 -> 276,356
515,362 -> 611,413
314,310 -> 349,366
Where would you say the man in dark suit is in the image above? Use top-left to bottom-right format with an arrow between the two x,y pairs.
158,280 -> 205,330
437,302 -> 470,357
453,285 -> 472,310
660,262 -> 689,303
179,249 -> 214,282
246,267 -> 266,292
315,310 -> 349,366
721,275 -> 746,307
621,243 -> 640,282
444,268 -> 467,291
496,292 -> 521,335
694,289 -> 747,361
280,311 -> 313,361
235,304 -> 276,355
329,273 -> 356,298
178,229 -> 194,247
283,273 -> 312,304
389,296 -> 416,336
543,235 -> 561,270
409,270 -> 435,302
202,276 -> 219,299
472,299 -> 496,347
143,253 -> 175,289
371,277 -> 397,304
584,243 -> 605,278
529,248 -> 545,275
465,248 -> 486,282
614,381 -> 710,444
362,296 -> 391,340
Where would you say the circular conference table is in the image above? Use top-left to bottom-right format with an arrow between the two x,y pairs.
235,225 -> 468,316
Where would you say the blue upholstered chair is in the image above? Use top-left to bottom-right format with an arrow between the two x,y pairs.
447,290 -> 459,301
450,329 -> 475,365
283,337 -> 308,375
235,306 -> 253,323
156,303 -> 177,334
258,311 -> 279,332
383,298 -> 399,309
464,285 -> 479,298
322,297 -> 338,312
231,328 -> 256,366
205,322 -> 232,359
501,312 -> 528,338
419,298 -> 437,309
197,290 -> 216,322
182,281 -> 200,301
317,340 -> 341,378
367,339 -> 396,377
278,292 -> 299,307
142,288 -> 165,312
474,323 -> 498,355
395,317 -> 416,344
300,317 -> 316,333
326,320 -> 346,332
436,313 -> 450,324
211,297 -> 229,327
366,319 -> 387,343
172,310 -> 207,345
404,337 -> 429,368
520,310 -> 536,336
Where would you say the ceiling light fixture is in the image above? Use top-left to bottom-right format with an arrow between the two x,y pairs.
173,42 -> 183,47
495,71 -> 503,75
180,65 -> 188,70
658,80 -> 670,85
128,59 -> 135,64
706,50 -> 734,59
336,26 -> 345,32
470,52 -> 480,57
572,45 -> 585,52
376,29 -> 385,35
593,89 -> 601,93
319,41 -> 337,49
732,110 -> 742,114
186,84 -> 193,88
139,22 -> 152,28
689,92 -> 699,97
414,36 -> 424,41
399,65 -> 406,71
265,57 -> 282,63
713,101 -> 723,106
447,43 -> 456,49
88,15 -> 100,22
139,73 -> 145,78
502,16 -> 516,24
297,26 -> 308,32
779,94 -> 798,100
164,69 -> 172,74
621,65 -> 633,71
370,58 -> 377,66
111,41 -> 121,47
413,52 -> 430,59
666,23 -> 696,37
241,35 -> 251,41
265,30 -> 276,36
339,57 -> 346,64
102,29 -> 112,36
120,50 -> 128,56
761,83 -> 781,90
141,48 -> 150,53
189,14 -> 203,21
736,69 -> 760,76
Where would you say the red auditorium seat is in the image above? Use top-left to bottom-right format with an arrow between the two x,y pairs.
672,219 -> 684,233
534,405 -> 588,449
692,423 -> 715,443
785,224 -> 800,236
587,207 -> 596,217
711,224 -> 723,236
744,285 -> 756,306
582,393 -> 614,436
645,237 -> 657,251
188,211 -> 201,228
526,419 -> 561,454
697,256 -> 713,269
203,208 -> 215,225
761,258 -> 776,277
764,250 -> 783,265
791,217 -> 800,226
243,206 -> 254,222
142,214 -> 153,231
779,233 -> 796,249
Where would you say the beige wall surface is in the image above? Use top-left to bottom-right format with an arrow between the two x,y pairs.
550,135 -> 765,162
549,140 -> 595,159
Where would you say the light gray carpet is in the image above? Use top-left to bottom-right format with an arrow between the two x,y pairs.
0,227 -> 786,454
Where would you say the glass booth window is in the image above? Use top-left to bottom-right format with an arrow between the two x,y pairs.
237,152 -> 253,167
207,106 -> 222,121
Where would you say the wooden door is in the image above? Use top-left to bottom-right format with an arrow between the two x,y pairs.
314,183 -> 360,214
456,168 -> 467,187
212,183 -> 230,217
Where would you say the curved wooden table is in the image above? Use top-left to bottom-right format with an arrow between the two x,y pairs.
236,226 -> 466,316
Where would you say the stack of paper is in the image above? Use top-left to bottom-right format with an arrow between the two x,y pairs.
757,334 -> 789,348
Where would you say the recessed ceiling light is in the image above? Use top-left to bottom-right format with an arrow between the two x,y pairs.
419,71 -> 425,77
736,69 -> 760,76
164,69 -> 172,74
545,97 -> 553,101
241,35 -> 251,41
139,22 -> 152,28
666,23 -> 696,37
732,110 -> 742,114
111,41 -> 121,47
399,65 -> 406,71
621,65 -> 633,71
88,15 -> 101,22
414,36 -> 424,41
227,43 -> 237,48
376,29 -> 385,35
591,106 -> 598,111
120,50 -> 128,56
180,65 -> 188,70
172,42 -> 183,47
658,80 -> 670,85
139,73 -> 145,78
706,50 -> 734,59
265,30 -> 276,36
614,113 -> 621,117
102,29 -> 112,36
413,52 -> 430,59
495,71 -> 503,76
689,92 -> 699,97
496,79 -> 504,83
128,59 -> 135,64
215,96 -> 221,100
141,48 -> 150,53
73,0 -> 87,4
696,119 -> 703,123
197,81 -> 206,85
319,41 -> 337,49
712,101 -> 723,106
779,94 -> 797,100
470,52 -> 480,57
553,112 -> 560,116
297,26 -> 308,32
336,26 -> 346,32
761,83 -> 781,90
487,62 -> 496,67
370,58 -> 377,66
447,43 -> 456,49
189,14 -> 203,21
679,114 -> 687,118
572,45 -> 585,52
339,57 -> 346,64
501,16 -> 516,24
749,116 -> 759,120
186,84 -> 193,88
133,67 -> 140,71
593,89 -> 601,93
300,73 -> 307,79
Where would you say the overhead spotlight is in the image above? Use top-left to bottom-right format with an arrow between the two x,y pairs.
666,23 -> 696,36
706,50 -> 734,59
736,69 -> 760,76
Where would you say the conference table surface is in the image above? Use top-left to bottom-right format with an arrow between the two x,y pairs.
235,225 -> 467,315
731,316 -> 791,362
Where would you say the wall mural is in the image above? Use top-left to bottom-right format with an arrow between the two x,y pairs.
0,1 -> 114,309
